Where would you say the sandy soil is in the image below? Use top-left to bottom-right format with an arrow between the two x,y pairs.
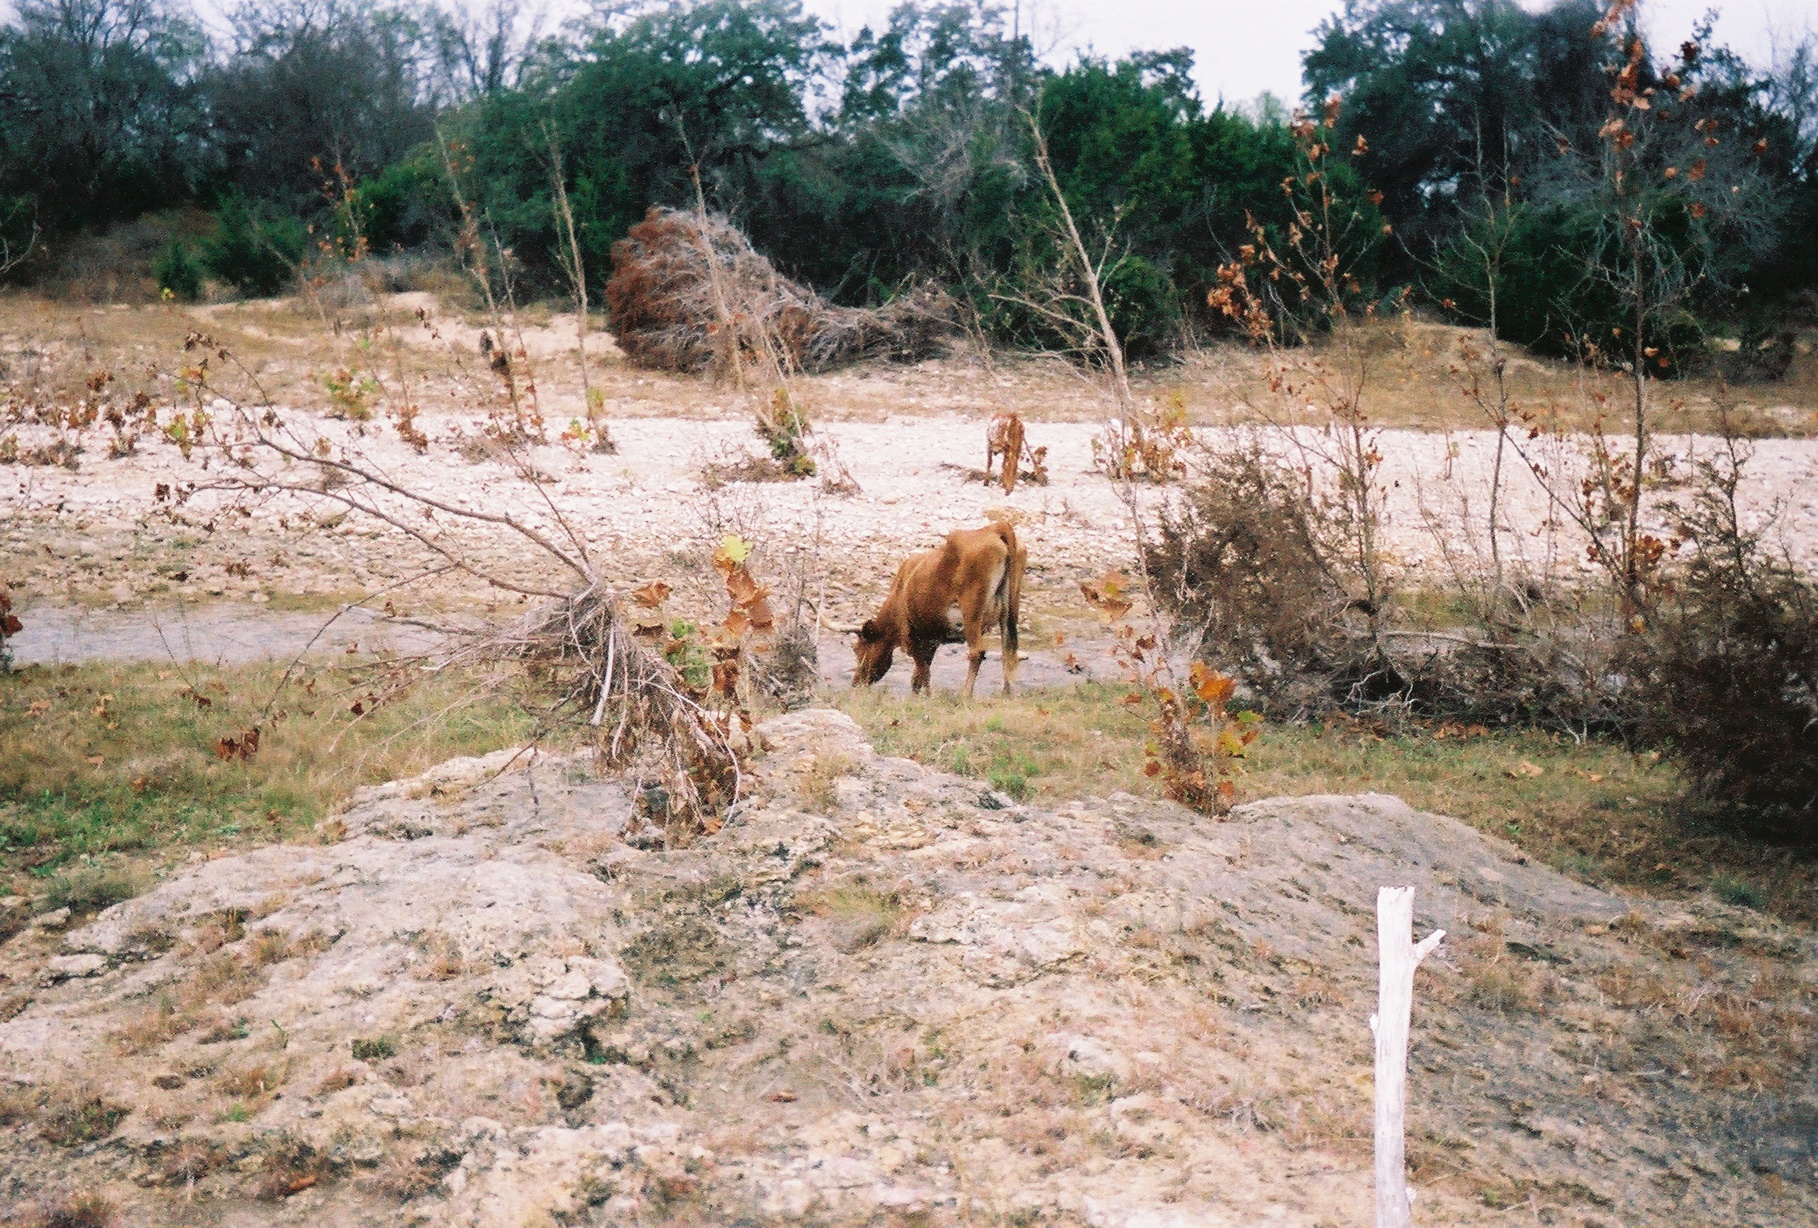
6,402 -> 1817,633
4,292 -> 1817,689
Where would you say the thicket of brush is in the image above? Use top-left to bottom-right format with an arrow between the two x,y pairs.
1146,434 -> 1818,842
1629,446 -> 1818,836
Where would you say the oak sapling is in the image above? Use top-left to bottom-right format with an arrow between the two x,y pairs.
1079,570 -> 1257,815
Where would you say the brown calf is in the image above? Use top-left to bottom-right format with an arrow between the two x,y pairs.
852,523 -> 1025,697
984,413 -> 1026,494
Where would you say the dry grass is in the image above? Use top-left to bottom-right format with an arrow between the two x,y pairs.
413,932 -> 470,980
314,1067 -> 363,1096
145,1138 -> 226,1187
35,1087 -> 130,1147
2,292 -> 1811,433
831,682 -> 1818,925
1442,914 -> 1562,1015
112,920 -> 329,1054
253,1132 -> 338,1201
214,1059 -> 288,1102
794,746 -> 856,814
17,1191 -> 118,1228
795,880 -> 908,952
1174,316 -> 1818,437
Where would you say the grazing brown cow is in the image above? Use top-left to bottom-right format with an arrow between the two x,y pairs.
852,523 -> 1025,697
984,413 -> 1027,494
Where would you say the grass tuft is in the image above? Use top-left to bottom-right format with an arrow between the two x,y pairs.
23,1193 -> 117,1228
796,882 -> 907,951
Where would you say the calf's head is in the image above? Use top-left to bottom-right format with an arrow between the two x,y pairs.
851,619 -> 895,687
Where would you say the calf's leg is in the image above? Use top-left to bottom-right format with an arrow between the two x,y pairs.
909,633 -> 939,694
959,590 -> 989,700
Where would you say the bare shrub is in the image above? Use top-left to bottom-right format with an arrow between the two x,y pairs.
604,207 -> 950,374
169,332 -> 758,844
753,619 -> 819,711
1145,441 -> 1352,717
1078,571 -> 1256,813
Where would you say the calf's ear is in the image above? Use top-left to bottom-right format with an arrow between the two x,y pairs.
857,619 -> 881,642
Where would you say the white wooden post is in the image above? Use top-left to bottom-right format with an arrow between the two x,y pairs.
1371,886 -> 1444,1228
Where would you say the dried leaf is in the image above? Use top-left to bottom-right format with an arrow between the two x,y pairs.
631,581 -> 672,608
722,567 -> 768,607
1080,571 -> 1134,622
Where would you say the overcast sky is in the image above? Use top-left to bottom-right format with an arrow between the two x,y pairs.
803,0 -> 1813,109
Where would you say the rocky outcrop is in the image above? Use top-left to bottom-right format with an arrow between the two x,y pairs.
2,711 -> 1813,1226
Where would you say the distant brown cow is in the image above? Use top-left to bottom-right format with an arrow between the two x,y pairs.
852,523 -> 1025,697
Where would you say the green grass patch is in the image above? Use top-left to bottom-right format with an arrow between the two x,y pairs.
1,658 -> 532,904
829,684 -> 1818,925
351,1036 -> 396,1062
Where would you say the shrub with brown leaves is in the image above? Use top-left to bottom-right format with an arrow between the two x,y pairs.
1633,432 -> 1818,839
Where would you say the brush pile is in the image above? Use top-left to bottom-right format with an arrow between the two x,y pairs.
604,207 -> 951,373
460,583 -> 743,844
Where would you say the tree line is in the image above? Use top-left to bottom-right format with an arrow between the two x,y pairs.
2,0 -> 1814,367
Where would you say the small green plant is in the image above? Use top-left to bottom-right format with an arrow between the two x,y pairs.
351,1036 -> 395,1062
756,387 -> 815,477
155,240 -> 204,302
1712,878 -> 1764,909
987,766 -> 1030,801
662,619 -> 711,690
323,368 -> 380,420
1071,1071 -> 1117,1106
